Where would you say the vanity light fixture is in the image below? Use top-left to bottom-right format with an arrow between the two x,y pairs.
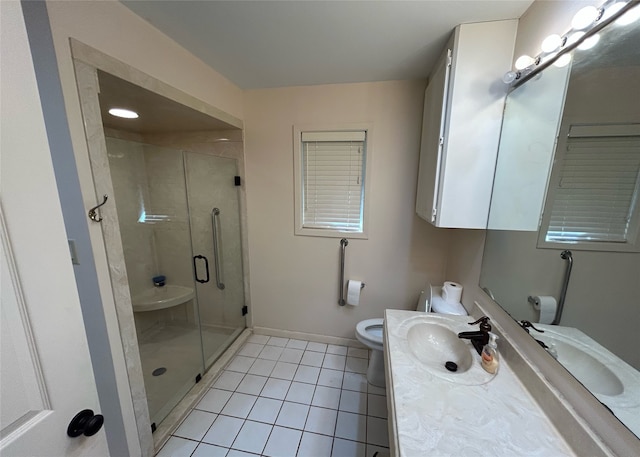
514,55 -> 536,70
566,31 -> 586,45
541,34 -> 563,53
108,107 -> 139,119
577,34 -> 601,50
616,2 -> 640,24
502,0 -> 638,86
571,6 -> 602,30
553,54 -> 572,68
501,70 -> 520,84
602,1 -> 627,19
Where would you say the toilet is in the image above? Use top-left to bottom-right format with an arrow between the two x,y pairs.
355,285 -> 468,387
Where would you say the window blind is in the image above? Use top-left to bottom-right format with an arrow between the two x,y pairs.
301,131 -> 366,232
545,126 -> 640,243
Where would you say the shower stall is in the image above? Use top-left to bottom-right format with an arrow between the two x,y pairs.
106,135 -> 246,427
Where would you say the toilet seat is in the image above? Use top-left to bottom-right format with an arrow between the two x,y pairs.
355,318 -> 384,351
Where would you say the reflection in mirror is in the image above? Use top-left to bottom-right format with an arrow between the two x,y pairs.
480,8 -> 640,438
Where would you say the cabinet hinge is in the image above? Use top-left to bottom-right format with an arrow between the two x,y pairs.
195,373 -> 202,383
431,208 -> 437,223
242,305 -> 248,316
439,136 -> 444,146
446,49 -> 453,67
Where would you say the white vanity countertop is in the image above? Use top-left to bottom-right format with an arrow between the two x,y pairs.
384,310 -> 575,457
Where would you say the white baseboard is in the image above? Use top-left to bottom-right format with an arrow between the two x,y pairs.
252,326 -> 367,349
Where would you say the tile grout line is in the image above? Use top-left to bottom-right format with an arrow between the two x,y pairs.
162,337 -> 387,456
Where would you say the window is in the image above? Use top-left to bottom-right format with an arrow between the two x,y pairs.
538,124 -> 640,251
293,126 -> 371,238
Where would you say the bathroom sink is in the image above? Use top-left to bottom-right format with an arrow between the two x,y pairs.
406,323 -> 473,374
398,314 -> 495,385
131,285 -> 195,312
537,333 -> 624,396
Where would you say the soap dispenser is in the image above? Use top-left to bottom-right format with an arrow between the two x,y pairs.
481,332 -> 499,374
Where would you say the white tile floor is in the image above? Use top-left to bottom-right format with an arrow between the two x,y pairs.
157,335 -> 390,457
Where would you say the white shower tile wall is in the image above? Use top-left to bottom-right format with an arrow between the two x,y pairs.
157,335 -> 389,457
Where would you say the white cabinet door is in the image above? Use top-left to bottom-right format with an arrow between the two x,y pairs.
416,47 -> 452,223
0,2 -> 109,456
416,20 -> 517,229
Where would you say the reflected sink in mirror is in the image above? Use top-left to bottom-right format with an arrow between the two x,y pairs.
538,334 -> 623,396
397,314 -> 495,385
532,324 -> 640,435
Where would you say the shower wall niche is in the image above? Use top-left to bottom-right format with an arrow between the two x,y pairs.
105,129 -> 246,427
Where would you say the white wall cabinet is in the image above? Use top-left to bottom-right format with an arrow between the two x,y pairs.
416,20 -> 517,228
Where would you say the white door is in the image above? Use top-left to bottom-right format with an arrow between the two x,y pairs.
0,2 -> 109,456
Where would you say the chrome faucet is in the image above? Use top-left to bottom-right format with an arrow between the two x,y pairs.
457,316 -> 491,355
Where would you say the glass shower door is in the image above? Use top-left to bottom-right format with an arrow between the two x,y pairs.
106,137 -> 205,427
185,152 -> 247,368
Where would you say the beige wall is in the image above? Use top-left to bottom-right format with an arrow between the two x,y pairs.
243,81 -> 452,338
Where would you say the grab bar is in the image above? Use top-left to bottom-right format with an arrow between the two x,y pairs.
552,250 -> 573,325
482,286 -> 496,301
211,207 -> 225,290
338,238 -> 348,306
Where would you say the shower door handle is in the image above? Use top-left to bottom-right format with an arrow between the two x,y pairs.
193,255 -> 210,284
211,208 -> 225,290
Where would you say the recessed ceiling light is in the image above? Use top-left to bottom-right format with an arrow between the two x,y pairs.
109,108 -> 139,119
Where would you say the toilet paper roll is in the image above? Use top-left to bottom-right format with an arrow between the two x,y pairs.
532,295 -> 557,324
442,281 -> 463,304
346,280 -> 362,306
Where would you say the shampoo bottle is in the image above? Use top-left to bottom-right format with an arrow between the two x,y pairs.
481,332 -> 499,374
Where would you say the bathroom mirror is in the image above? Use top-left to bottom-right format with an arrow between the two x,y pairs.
480,10 -> 640,438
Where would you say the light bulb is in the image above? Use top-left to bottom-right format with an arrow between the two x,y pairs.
571,6 -> 599,30
617,4 -> 640,25
541,34 -> 563,53
602,2 -> 626,20
578,34 -> 600,50
502,71 -> 519,84
108,108 -> 139,119
515,55 -> 535,70
553,54 -> 572,68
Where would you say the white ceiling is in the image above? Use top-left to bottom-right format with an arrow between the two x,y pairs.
121,0 -> 533,89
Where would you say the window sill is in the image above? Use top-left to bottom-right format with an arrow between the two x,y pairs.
537,239 -> 640,253
294,227 -> 368,239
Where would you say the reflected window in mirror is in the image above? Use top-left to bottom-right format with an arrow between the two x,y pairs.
538,123 -> 640,252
